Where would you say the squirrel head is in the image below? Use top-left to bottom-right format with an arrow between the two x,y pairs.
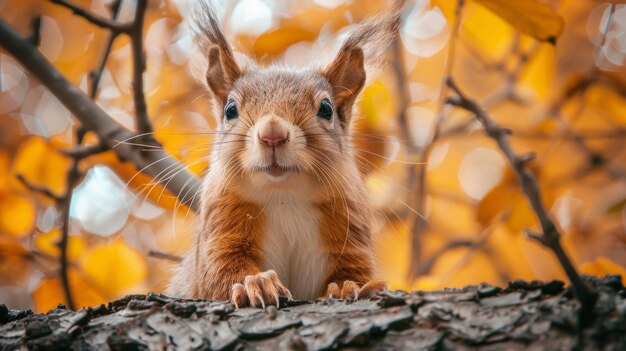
189,1 -> 404,190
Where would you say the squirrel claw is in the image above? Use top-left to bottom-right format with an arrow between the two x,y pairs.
232,270 -> 291,308
324,280 -> 389,300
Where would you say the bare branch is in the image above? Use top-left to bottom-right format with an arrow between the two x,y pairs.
148,249 -> 183,263
16,174 -> 63,203
59,143 -> 107,160
50,0 -> 131,33
129,0 -> 154,136
29,16 -> 41,46
59,148 -> 82,311
446,77 -> 597,325
0,18 -> 202,211
89,0 -> 123,100
391,38 -> 415,154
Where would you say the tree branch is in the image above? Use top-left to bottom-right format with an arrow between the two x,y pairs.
129,0 -> 153,136
89,0 -> 123,100
148,249 -> 183,263
59,144 -> 82,311
0,18 -> 201,211
50,0 -> 132,33
445,77 -> 597,325
16,174 -> 63,203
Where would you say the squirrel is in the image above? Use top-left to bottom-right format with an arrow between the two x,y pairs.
167,0 -> 406,308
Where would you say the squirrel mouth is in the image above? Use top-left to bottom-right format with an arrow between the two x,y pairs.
256,162 -> 296,177
267,163 -> 289,177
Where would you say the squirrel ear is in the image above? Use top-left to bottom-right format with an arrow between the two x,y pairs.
323,46 -> 366,118
206,46 -> 241,105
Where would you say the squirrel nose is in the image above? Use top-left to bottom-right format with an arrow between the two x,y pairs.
260,133 -> 287,147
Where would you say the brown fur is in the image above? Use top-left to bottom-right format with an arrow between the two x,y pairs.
168,0 -> 406,306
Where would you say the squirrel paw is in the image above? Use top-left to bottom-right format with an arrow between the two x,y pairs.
324,280 -> 389,300
231,270 -> 292,309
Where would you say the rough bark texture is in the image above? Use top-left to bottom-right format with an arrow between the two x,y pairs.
1,276 -> 625,351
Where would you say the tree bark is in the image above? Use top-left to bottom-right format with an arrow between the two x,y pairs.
1,276 -> 624,350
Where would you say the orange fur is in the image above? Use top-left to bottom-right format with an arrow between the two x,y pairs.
168,0 -> 404,306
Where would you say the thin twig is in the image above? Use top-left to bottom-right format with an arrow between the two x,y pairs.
89,0 -> 123,100
16,174 -> 63,203
59,143 -> 82,311
148,249 -> 183,263
446,77 -> 597,325
29,16 -> 41,46
391,38 -> 415,154
129,0 -> 154,137
60,143 -> 107,160
50,0 -> 132,33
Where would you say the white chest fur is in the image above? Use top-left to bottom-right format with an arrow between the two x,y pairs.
260,194 -> 328,300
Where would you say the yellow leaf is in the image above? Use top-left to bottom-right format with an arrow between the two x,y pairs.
34,229 -> 86,261
82,239 -> 147,296
359,80 -> 395,131
518,44 -> 556,99
0,192 -> 35,238
580,257 -> 626,279
463,1 -> 516,61
412,248 -> 502,289
0,238 -> 31,284
476,178 -> 517,225
11,137 -> 70,198
252,27 -> 317,57
586,85 -> 626,126
0,150 -> 9,192
32,269 -> 106,312
373,223 -> 410,291
473,0 -> 564,41
504,194 -> 534,233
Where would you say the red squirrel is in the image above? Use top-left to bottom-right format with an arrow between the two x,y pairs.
168,0 -> 405,308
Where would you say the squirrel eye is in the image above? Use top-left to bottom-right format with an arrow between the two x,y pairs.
224,99 -> 239,121
317,98 -> 333,121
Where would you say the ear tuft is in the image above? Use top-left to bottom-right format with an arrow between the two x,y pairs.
321,0 -> 406,123
189,1 -> 242,105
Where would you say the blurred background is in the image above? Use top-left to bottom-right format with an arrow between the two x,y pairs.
0,0 -> 625,312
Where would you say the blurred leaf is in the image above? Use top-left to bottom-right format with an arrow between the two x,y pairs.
476,178 -> 517,225
580,257 -> 626,279
373,223 -> 410,291
359,80 -> 395,130
606,198 -> 626,215
0,237 -> 30,284
586,85 -> 626,126
153,113 -> 210,177
34,229 -> 86,260
463,1 -> 516,60
32,269 -> 106,312
0,192 -> 35,238
504,164 -> 555,234
413,248 -> 502,289
0,150 -> 9,191
82,239 -> 147,296
505,194 -> 537,233
518,44 -> 556,99
252,27 -> 317,57
10,137 -> 70,197
473,0 -> 564,41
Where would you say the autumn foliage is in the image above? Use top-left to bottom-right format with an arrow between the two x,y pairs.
0,0 -> 625,313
